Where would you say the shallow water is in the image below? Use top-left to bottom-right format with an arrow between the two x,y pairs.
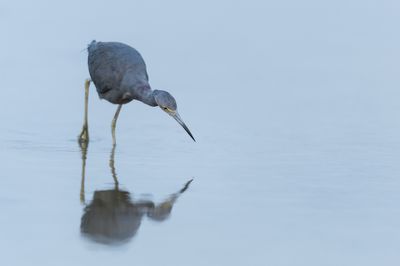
1,0 -> 400,265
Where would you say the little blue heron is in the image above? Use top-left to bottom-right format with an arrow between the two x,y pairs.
78,41 -> 195,145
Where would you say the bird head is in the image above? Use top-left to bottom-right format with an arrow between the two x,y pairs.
153,90 -> 195,142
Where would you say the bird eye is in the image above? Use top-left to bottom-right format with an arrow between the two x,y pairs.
163,107 -> 168,110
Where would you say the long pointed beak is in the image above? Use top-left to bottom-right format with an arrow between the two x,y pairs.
172,112 -> 195,142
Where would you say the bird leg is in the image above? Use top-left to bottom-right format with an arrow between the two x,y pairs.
111,104 -> 122,145
78,79 -> 91,144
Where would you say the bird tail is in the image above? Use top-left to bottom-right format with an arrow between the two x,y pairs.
87,40 -> 97,53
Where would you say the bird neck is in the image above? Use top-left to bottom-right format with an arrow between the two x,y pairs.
135,86 -> 157,107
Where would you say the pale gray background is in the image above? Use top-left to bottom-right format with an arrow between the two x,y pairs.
0,0 -> 399,265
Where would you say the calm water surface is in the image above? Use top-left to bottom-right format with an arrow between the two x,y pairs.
0,1 -> 400,265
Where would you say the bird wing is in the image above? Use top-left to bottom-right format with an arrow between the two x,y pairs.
88,42 -> 149,98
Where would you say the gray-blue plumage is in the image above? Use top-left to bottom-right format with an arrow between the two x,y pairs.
79,40 -> 195,143
88,41 -> 152,105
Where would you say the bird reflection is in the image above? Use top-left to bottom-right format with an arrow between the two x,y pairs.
79,143 -> 192,245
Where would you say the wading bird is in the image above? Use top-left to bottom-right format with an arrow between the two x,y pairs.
78,41 -> 195,145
